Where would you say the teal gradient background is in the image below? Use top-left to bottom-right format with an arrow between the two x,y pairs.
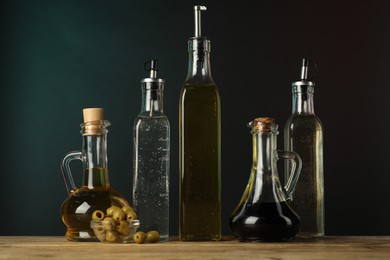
1,0 -> 389,236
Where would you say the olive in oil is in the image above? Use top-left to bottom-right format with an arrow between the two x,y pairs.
60,110 -> 130,242
179,83 -> 221,241
61,168 -> 128,242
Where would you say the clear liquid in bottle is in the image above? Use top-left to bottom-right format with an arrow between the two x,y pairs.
133,116 -> 170,240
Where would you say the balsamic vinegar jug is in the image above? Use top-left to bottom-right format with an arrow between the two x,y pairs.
229,117 -> 302,242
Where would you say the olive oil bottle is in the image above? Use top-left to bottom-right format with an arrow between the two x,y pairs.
179,6 -> 221,241
284,59 -> 324,238
60,108 -> 129,241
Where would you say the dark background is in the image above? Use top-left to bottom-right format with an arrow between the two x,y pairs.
1,0 -> 389,236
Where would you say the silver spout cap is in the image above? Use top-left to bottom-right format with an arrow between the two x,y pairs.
188,6 -> 210,52
194,5 -> 207,37
292,58 -> 316,92
141,59 -> 164,89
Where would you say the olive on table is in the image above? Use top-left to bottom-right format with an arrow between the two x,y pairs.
146,230 -> 160,243
134,231 -> 146,244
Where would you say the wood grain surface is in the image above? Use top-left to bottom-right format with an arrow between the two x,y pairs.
1,236 -> 390,259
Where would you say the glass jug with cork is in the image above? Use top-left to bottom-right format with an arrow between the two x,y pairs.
60,108 -> 130,241
229,117 -> 302,242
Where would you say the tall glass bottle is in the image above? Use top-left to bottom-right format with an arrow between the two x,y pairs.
179,5 -> 221,241
132,60 -> 170,241
284,58 -> 324,238
61,108 -> 129,242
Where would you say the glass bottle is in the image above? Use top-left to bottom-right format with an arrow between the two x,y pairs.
61,108 -> 129,242
229,117 -> 302,242
284,58 -> 324,238
132,60 -> 170,241
179,5 -> 221,241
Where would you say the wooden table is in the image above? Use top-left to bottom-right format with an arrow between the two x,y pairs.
1,236 -> 390,259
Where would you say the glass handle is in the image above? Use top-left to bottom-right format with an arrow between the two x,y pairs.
277,150 -> 302,200
60,151 -> 82,194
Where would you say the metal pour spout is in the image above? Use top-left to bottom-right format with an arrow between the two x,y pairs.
194,5 -> 207,37
300,58 -> 309,80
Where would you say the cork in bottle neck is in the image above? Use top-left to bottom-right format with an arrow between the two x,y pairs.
248,117 -> 278,134
81,108 -> 110,136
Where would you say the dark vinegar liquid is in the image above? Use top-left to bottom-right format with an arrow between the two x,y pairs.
230,202 -> 300,242
61,187 -> 128,242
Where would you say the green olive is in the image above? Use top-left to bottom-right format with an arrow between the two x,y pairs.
94,226 -> 105,235
112,209 -> 126,221
116,220 -> 130,236
146,230 -> 160,243
92,210 -> 105,221
126,210 -> 137,221
102,217 -> 115,231
134,231 -> 146,244
94,227 -> 106,241
105,230 -> 120,242
122,205 -> 134,213
106,206 -> 122,217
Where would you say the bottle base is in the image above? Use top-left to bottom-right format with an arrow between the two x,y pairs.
179,234 -> 221,242
237,236 -> 295,242
65,230 -> 99,242
159,234 -> 169,241
230,223 -> 300,243
296,231 -> 325,239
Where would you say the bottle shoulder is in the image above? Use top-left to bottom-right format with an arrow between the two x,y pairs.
180,83 -> 220,97
184,75 -> 215,85
133,115 -> 170,130
284,114 -> 323,131
134,112 -> 169,120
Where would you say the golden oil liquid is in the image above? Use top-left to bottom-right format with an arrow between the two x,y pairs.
179,83 -> 221,241
284,115 -> 324,238
61,168 -> 128,241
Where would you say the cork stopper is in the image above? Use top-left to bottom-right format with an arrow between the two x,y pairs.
248,117 -> 278,134
81,108 -> 109,136
83,108 -> 104,123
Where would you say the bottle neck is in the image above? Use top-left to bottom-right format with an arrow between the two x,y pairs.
292,87 -> 315,114
140,89 -> 164,116
251,132 -> 279,203
185,38 -> 213,83
82,134 -> 110,189
252,132 -> 276,176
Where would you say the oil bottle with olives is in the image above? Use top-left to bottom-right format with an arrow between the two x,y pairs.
60,108 -> 130,242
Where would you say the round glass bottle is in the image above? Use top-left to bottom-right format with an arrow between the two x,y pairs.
230,117 -> 302,242
61,108 -> 129,242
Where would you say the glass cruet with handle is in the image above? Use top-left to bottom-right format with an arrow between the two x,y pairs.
229,117 -> 302,242
60,108 -> 130,242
